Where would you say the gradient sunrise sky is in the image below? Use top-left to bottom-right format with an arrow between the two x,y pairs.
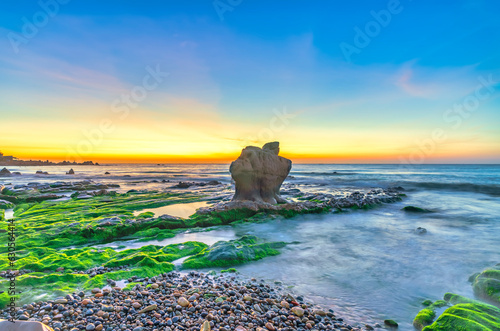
0,0 -> 499,163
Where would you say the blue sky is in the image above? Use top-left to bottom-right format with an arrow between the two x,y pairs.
0,0 -> 499,162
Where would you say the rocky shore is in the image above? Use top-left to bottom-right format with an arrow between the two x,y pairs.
1,271 -> 364,331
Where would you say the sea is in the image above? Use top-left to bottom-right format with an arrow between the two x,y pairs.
2,163 -> 500,330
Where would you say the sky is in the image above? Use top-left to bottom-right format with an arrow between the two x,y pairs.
0,0 -> 499,163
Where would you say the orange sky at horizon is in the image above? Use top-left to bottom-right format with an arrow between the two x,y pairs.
2,145 -> 499,164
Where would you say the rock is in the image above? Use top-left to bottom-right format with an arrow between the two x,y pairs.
472,263 -> 500,304
291,306 -> 304,317
35,171 -> 49,175
0,168 -> 11,177
415,227 -> 427,235
265,322 -> 275,331
413,308 -> 435,330
0,320 -> 55,330
403,206 -> 432,213
174,181 -> 192,188
67,169 -> 75,175
200,320 -> 211,331
97,217 -> 122,226
104,172 -> 110,174
384,319 -> 398,327
424,301 -> 500,330
91,288 -> 101,294
81,299 -> 92,305
86,324 -> 95,331
178,297 -> 189,307
230,141 -> 291,204
138,304 -> 157,313
313,309 -> 327,316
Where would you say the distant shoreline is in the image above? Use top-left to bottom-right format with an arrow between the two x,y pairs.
0,160 -> 98,166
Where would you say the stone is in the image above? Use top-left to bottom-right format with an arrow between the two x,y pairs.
313,309 -> 326,316
200,320 -> 211,331
291,307 -> 304,317
0,168 -> 11,177
265,322 -> 275,331
0,320 -> 55,330
415,227 -> 427,235
138,304 -> 157,313
178,297 -> 189,307
384,319 -> 398,327
67,169 -> 75,175
230,142 -> 292,204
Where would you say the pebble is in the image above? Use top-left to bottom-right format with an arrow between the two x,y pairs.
0,271 -> 358,331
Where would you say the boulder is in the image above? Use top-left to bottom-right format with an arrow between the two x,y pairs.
0,168 -> 11,177
67,169 -> 75,175
472,263 -> 500,305
230,142 -> 291,204
0,320 -> 55,331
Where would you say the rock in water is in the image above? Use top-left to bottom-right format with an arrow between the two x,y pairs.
230,142 -> 291,204
0,320 -> 55,331
0,168 -> 11,177
67,168 -> 75,175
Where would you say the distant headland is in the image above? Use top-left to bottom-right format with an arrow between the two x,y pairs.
0,152 -> 98,166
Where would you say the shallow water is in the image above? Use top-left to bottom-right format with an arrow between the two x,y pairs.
98,228 -> 237,251
133,201 -> 209,218
2,163 -> 499,330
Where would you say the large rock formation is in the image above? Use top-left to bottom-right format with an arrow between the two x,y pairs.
230,142 -> 291,204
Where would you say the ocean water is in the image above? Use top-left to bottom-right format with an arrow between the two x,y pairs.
2,163 -> 500,329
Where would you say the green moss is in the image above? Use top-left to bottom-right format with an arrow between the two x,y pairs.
423,299 -> 434,306
423,302 -> 500,331
182,236 -> 286,269
137,211 -> 155,218
432,300 -> 449,308
0,241 -> 208,305
414,308 -> 437,330
0,201 -> 14,210
123,282 -> 141,291
221,268 -> 237,273
0,291 -> 20,309
0,191 -> 204,251
473,265 -> 500,305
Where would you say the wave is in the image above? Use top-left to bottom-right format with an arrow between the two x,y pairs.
409,182 -> 500,196
291,171 -> 359,176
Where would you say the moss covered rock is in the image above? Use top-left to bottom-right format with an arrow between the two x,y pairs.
182,235 -> 286,269
402,206 -> 433,213
422,301 -> 500,331
471,264 -> 500,306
